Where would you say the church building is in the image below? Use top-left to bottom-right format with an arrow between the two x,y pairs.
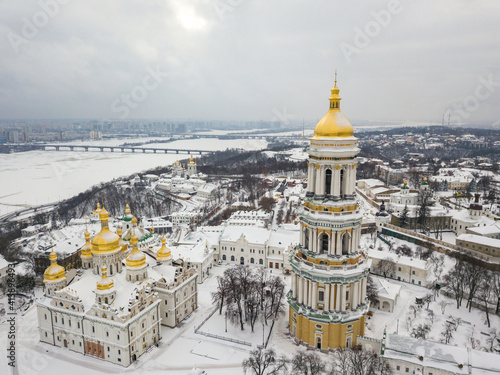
36,205 -> 198,366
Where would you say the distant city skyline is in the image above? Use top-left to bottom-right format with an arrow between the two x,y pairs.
1,0 -> 500,126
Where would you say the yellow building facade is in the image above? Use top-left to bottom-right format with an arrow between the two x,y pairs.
288,76 -> 371,350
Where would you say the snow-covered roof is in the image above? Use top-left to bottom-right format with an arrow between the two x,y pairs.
383,334 -> 500,375
358,179 -> 385,189
374,278 -> 401,300
220,226 -> 270,244
268,225 -> 300,249
58,257 -> 177,312
368,249 -> 428,270
457,234 -> 500,248
371,186 -> 393,195
466,221 -> 500,236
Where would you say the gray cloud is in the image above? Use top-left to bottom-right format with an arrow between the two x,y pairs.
1,0 -> 499,125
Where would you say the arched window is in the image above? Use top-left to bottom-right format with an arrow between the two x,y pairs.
109,264 -> 113,275
231,255 -> 235,262
240,257 -> 245,265
259,259 -> 263,265
250,258 -> 254,264
222,254 -> 226,261
340,169 -> 344,197
342,233 -> 350,255
304,230 -> 309,249
321,233 -> 329,254
325,169 -> 332,196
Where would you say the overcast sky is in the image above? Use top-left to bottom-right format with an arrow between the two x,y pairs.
1,0 -> 499,125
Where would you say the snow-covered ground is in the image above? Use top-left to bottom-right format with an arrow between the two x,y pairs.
0,264 -> 297,375
365,276 -> 500,352
360,232 -> 500,353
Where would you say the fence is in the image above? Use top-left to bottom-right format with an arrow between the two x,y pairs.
194,305 -> 253,347
194,305 -> 218,333
381,223 -> 500,271
196,331 -> 252,347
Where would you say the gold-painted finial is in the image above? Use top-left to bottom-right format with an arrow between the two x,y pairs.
334,69 -> 337,87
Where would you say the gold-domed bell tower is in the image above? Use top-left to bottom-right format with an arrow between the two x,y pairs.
91,205 -> 122,277
95,265 -> 116,305
125,235 -> 148,282
288,74 -> 371,350
80,227 -> 92,269
43,250 -> 67,296
187,154 -> 197,176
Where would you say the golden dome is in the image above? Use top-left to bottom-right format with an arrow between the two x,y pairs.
188,155 -> 196,166
95,202 -> 102,214
44,250 -> 66,283
312,75 -> 353,139
131,216 -> 138,225
91,205 -> 120,254
151,225 -> 155,233
125,204 -> 131,216
157,237 -> 171,260
126,235 -> 147,268
96,265 -> 114,291
81,227 -> 92,259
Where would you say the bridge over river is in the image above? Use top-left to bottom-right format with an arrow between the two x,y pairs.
6,144 -> 212,154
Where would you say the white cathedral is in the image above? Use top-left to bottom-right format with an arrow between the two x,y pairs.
36,204 -> 198,366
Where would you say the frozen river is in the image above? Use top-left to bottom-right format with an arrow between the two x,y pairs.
0,137 -> 267,216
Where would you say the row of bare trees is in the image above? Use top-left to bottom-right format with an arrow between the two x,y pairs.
443,257 -> 500,327
212,266 -> 286,332
243,347 -> 392,375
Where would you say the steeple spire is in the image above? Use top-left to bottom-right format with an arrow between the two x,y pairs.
334,69 -> 337,87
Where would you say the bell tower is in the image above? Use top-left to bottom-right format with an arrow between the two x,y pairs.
288,75 -> 371,350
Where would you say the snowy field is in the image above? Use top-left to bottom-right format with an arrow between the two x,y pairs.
0,138 -> 267,217
365,276 -> 500,351
360,232 -> 500,353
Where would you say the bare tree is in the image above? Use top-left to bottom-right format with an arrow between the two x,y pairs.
366,276 -> 379,305
440,322 -> 454,344
395,245 -> 413,257
443,259 -> 466,308
475,271 -> 494,328
243,348 -> 287,375
428,310 -> 435,324
328,348 -> 393,375
439,300 -> 450,314
212,275 -> 230,314
374,258 -> 395,279
417,189 -> 433,234
291,351 -> 327,375
464,261 -> 484,312
429,253 -> 445,282
423,294 -> 433,309
409,304 -> 419,319
411,324 -> 431,339
485,329 -> 497,352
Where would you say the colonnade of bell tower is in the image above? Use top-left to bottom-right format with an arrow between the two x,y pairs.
306,161 -> 357,200
288,77 -> 371,351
